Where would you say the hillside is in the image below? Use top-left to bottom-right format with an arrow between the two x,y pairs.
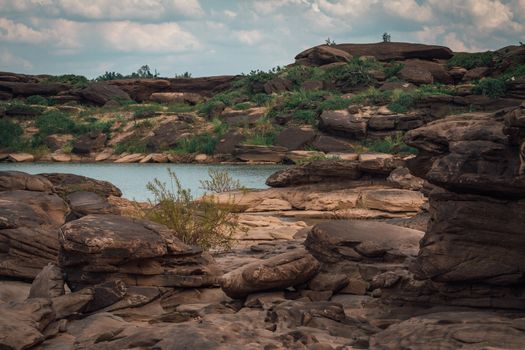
1,41 -> 524,163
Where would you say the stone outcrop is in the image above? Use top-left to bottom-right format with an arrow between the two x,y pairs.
296,42 -> 453,64
234,144 -> 287,163
59,214 -> 220,291
72,131 -> 107,155
403,105 -> 525,309
40,172 -> 122,198
78,83 -> 132,105
0,173 -> 69,280
319,109 -> 367,139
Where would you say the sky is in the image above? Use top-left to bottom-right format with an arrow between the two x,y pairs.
0,0 -> 524,78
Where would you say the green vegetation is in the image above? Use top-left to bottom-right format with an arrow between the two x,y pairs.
473,78 -> 507,98
232,102 -> 252,110
295,153 -> 341,164
35,111 -> 77,136
114,138 -> 147,154
96,65 -> 160,81
382,32 -> 391,43
365,133 -> 418,154
447,52 -> 494,69
44,74 -> 89,87
174,72 -> 192,78
244,118 -> 279,146
325,37 -> 336,46
0,119 -> 23,149
26,95 -> 49,106
199,169 -> 243,193
384,63 -> 404,79
323,57 -> 380,89
143,169 -> 240,251
173,133 -> 218,155
166,103 -> 195,113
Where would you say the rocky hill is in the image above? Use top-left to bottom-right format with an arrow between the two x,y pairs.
1,41 -> 524,164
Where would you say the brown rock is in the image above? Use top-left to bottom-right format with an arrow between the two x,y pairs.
220,249 -> 320,298
79,83 -> 132,106
319,110 -> 367,139
72,131 -> 107,155
274,126 -> 316,150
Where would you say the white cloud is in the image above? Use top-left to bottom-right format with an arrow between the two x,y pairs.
0,49 -> 33,69
101,21 -> 201,52
223,10 -> 237,19
235,30 -> 264,45
0,0 -> 205,21
0,18 -> 45,43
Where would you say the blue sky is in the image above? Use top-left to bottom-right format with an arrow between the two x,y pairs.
0,0 -> 524,78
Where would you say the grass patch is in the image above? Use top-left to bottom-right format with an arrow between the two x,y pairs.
114,138 -> 147,154
26,95 -> 49,106
365,133 -> 418,154
447,52 -> 494,69
243,118 -> 279,146
173,133 -> 218,155
473,78 -> 507,98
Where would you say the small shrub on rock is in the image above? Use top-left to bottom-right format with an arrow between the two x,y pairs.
447,52 -> 494,69
143,169 -> 239,251
473,78 -> 506,98
0,119 -> 23,149
200,169 -> 243,193
26,95 -> 49,106
35,111 -> 76,136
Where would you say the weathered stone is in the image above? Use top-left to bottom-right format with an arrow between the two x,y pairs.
79,83 -> 132,106
266,160 -> 361,187
0,171 -> 53,192
28,263 -> 65,299
319,110 -> 367,139
275,126 -> 316,150
305,221 -> 424,263
59,214 -> 219,290
234,145 -> 287,163
8,153 -> 34,162
220,250 -> 320,298
149,92 -> 203,104
40,173 -> 122,198
72,131 -> 107,155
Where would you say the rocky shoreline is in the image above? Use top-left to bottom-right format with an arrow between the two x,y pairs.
1,102 -> 525,349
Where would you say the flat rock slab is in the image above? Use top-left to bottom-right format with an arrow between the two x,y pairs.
305,220 -> 424,263
370,311 -> 525,350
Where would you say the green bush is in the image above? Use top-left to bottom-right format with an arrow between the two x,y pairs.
251,93 -> 273,106
26,95 -> 49,106
44,74 -> 89,87
319,96 -> 353,110
233,102 -> 252,110
447,52 -> 494,69
384,63 -> 404,79
35,111 -> 76,136
324,58 -> 379,89
0,119 -> 23,149
114,139 -> 147,154
174,133 -> 218,155
285,65 -> 325,87
387,91 -> 415,113
199,169 -> 243,193
366,133 -> 417,154
167,103 -> 194,113
143,169 -> 239,251
211,118 -> 229,136
5,102 -> 43,116
473,78 -> 506,98
292,109 -> 318,125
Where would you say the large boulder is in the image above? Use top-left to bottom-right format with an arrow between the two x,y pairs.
319,110 -> 367,139
40,173 -> 122,198
305,220 -> 424,264
266,160 -> 361,187
220,249 -> 320,298
214,130 -> 245,154
296,45 -> 352,66
79,83 -> 132,105
145,121 -> 191,152
311,134 -> 354,152
405,111 -> 525,197
274,126 -> 316,150
0,81 -> 69,97
234,145 -> 287,163
59,214 -> 220,291
72,131 -> 107,155
0,171 -> 53,192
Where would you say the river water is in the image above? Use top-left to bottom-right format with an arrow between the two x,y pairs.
0,163 -> 287,201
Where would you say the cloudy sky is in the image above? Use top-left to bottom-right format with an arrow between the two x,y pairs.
1,0 -> 524,78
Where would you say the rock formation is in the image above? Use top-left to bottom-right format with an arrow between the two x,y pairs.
403,104 -> 525,309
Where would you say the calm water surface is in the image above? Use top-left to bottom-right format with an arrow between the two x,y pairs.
0,163 -> 287,201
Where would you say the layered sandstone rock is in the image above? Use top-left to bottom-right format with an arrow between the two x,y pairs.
59,214 -> 220,291
403,105 -> 525,308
